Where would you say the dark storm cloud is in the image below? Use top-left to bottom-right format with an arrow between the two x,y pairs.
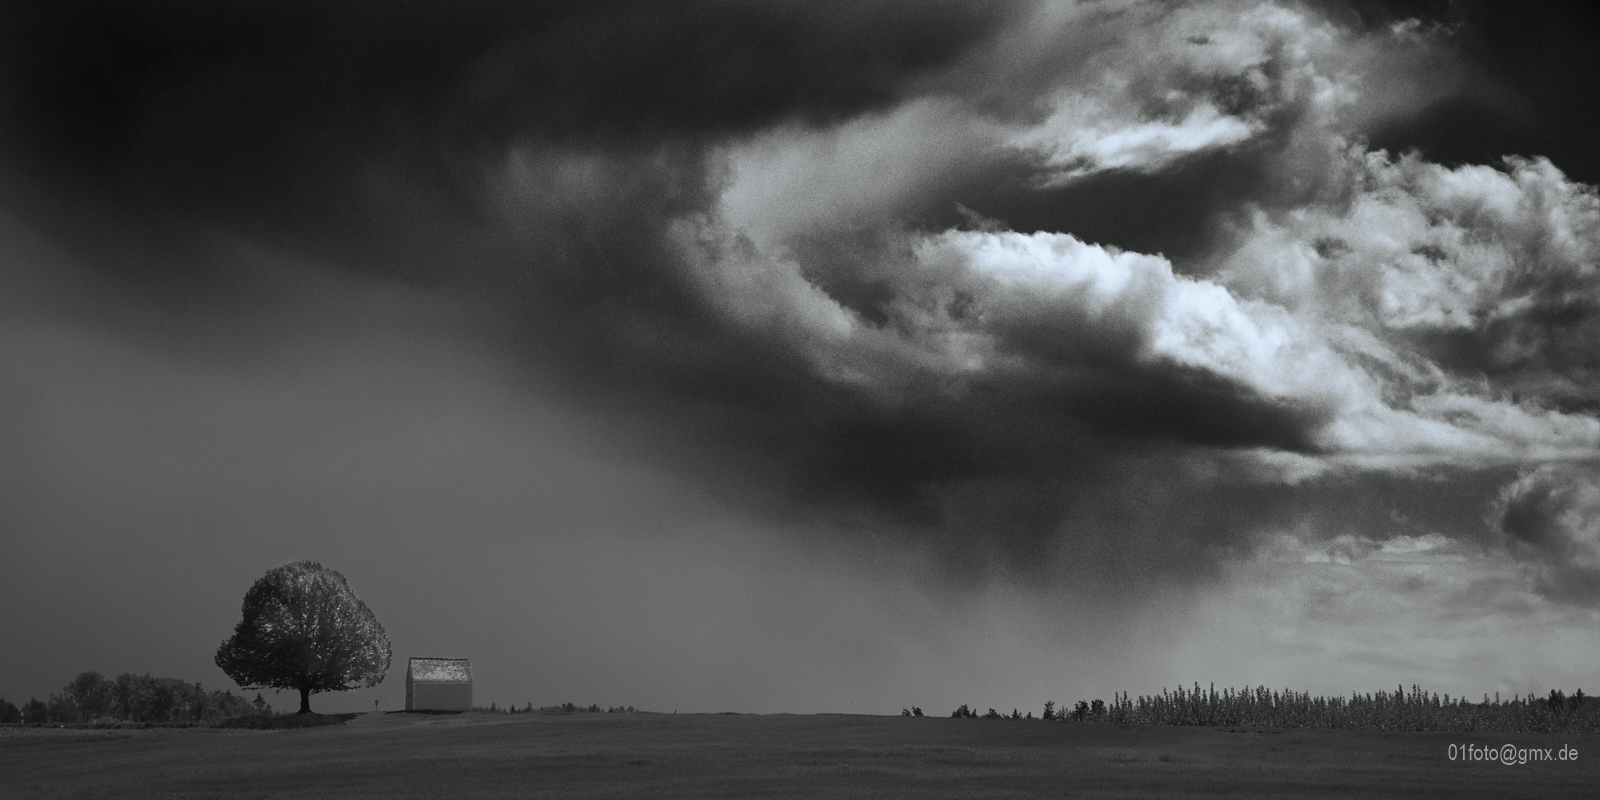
0,3 -> 1301,556
4,0 -> 1599,596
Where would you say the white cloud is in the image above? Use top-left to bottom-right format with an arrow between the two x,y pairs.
999,1 -> 1396,185
1207,147 -> 1600,463
914,229 -> 1343,401
1010,94 -> 1261,183
1220,150 -> 1600,336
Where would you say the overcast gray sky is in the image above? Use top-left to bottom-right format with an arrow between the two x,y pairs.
2,0 -> 1597,715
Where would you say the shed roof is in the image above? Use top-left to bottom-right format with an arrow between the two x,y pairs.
408,657 -> 472,682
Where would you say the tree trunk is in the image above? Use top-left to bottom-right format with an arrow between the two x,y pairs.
298,687 -> 311,715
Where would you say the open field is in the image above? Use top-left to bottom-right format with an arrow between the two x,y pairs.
3,712 -> 1595,798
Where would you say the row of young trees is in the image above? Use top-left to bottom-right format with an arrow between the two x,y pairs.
934,685 -> 1599,734
0,672 -> 259,726
472,703 -> 640,714
1098,684 -> 1598,733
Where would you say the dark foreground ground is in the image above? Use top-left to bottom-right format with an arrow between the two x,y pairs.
2,712 -> 1595,798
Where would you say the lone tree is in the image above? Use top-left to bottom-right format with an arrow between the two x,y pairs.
215,561 -> 391,714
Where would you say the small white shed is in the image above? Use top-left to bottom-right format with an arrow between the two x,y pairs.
405,657 -> 472,712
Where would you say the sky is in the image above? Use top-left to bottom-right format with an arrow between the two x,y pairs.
1,0 -> 1597,716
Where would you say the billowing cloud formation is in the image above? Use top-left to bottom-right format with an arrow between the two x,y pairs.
1225,150 -> 1600,411
676,172 -> 1598,506
648,1 -> 1600,593
3,0 -> 1600,712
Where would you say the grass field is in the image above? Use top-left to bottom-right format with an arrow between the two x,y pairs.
3,711 -> 1595,798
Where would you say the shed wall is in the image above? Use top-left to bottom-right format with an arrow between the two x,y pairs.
410,681 -> 472,712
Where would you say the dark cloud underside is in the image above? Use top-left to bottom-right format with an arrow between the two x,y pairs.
0,1 -> 1010,204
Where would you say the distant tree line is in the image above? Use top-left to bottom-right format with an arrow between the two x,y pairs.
925,685 -> 1599,734
471,702 -> 640,714
0,672 -> 258,726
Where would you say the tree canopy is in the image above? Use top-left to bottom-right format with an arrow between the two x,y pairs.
215,561 -> 391,714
